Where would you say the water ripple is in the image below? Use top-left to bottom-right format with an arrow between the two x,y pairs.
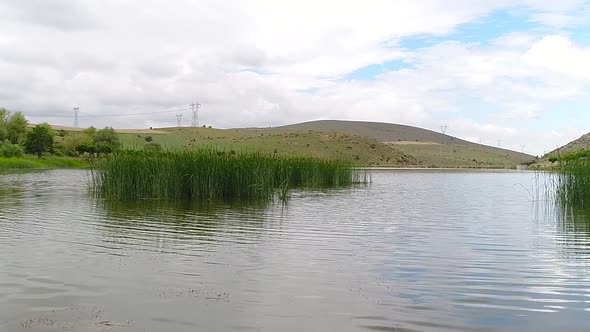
1,169 -> 590,331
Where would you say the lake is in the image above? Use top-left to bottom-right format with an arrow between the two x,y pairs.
1,169 -> 589,331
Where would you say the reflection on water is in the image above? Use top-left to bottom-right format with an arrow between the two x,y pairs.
1,169 -> 590,332
97,199 -> 278,253
556,206 -> 590,236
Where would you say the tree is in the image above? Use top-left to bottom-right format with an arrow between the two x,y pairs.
63,133 -> 93,156
82,126 -> 97,139
94,127 -> 121,151
25,124 -> 54,158
96,142 -> 113,156
6,112 -> 28,144
0,108 -> 10,141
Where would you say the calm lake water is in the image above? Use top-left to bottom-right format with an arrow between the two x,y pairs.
1,169 -> 590,331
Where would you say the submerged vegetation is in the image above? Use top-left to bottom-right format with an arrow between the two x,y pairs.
91,149 -> 366,201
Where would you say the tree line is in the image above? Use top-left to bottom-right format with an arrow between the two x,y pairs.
0,107 -> 121,158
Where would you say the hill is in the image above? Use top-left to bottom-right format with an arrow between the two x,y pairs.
268,120 -> 477,146
112,120 -> 533,168
255,120 -> 533,167
545,133 -> 590,158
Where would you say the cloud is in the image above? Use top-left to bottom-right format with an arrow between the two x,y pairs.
0,0 -> 589,155
524,35 -> 590,80
0,0 -> 98,30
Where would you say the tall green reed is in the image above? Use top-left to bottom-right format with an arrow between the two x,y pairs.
91,149 -> 367,201
554,154 -> 590,211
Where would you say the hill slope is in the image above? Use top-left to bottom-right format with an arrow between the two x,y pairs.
114,120 -> 534,168
268,120 -> 473,146
257,120 -> 533,167
546,133 -> 590,157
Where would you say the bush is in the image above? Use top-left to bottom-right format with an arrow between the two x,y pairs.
0,141 -> 24,158
144,136 -> 153,142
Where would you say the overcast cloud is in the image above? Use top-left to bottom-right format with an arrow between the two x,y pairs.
1,0 -> 590,155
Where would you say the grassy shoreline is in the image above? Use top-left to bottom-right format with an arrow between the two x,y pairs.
0,156 -> 90,171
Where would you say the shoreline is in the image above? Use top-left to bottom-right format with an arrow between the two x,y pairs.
0,157 -> 91,171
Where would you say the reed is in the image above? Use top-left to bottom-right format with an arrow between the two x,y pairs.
91,149 -> 367,201
554,151 -> 590,211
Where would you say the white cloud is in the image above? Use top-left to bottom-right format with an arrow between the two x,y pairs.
524,35 -> 590,80
0,0 -> 590,155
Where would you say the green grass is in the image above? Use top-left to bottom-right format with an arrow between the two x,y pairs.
115,126 -> 532,168
0,156 -> 90,171
91,149 -> 366,201
119,129 -> 417,166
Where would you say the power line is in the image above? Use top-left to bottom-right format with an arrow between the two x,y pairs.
29,107 -> 190,118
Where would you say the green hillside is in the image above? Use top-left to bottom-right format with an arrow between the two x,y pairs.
545,133 -> 590,158
116,120 -> 534,168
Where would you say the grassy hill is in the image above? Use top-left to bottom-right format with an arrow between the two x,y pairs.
113,120 -> 534,168
265,120 -> 533,167
545,133 -> 590,158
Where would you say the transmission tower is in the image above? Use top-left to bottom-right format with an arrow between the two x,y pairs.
73,106 -> 80,128
190,101 -> 201,127
176,113 -> 183,127
497,140 -> 502,147
440,125 -> 448,144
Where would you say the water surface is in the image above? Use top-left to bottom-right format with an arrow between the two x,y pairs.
1,169 -> 589,331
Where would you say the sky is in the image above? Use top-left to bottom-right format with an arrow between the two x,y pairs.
1,0 -> 590,155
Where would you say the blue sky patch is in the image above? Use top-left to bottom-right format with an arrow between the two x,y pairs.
343,60 -> 413,81
399,9 -> 539,49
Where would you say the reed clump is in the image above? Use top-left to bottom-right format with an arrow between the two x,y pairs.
554,151 -> 590,211
91,149 -> 366,201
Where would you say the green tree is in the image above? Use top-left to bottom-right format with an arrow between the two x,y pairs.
25,124 -> 54,158
82,126 -> 97,139
63,133 -> 94,156
95,142 -> 113,156
6,112 -> 28,144
94,127 -> 121,151
0,108 -> 10,141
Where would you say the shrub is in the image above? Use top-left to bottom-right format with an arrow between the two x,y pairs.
144,136 -> 153,142
0,141 -> 24,158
